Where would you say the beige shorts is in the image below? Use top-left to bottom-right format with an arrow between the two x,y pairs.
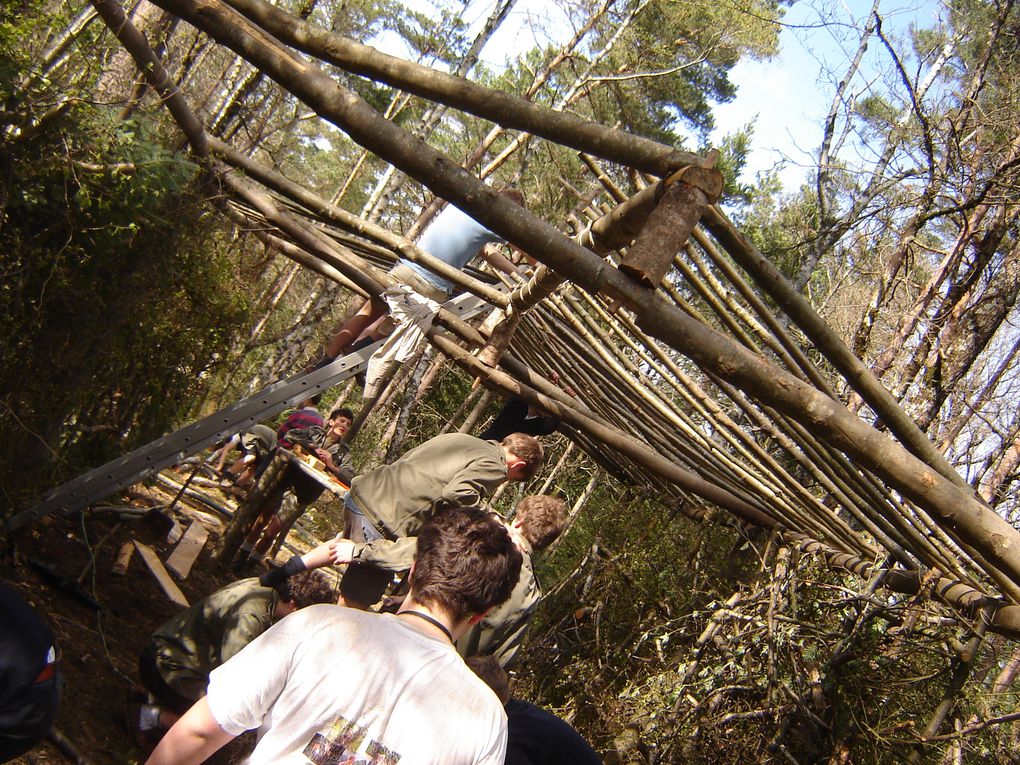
388,262 -> 449,303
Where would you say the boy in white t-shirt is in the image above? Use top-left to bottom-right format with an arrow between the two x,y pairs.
145,508 -> 522,765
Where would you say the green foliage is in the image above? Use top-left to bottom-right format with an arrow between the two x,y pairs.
309,0 -> 411,40
516,527 -> 1020,764
586,0 -> 787,141
0,20 -> 253,511
515,491 -> 737,729
855,93 -> 900,129
708,125 -> 758,204
371,0 -> 471,68
732,180 -> 821,282
2,4 -> 1016,764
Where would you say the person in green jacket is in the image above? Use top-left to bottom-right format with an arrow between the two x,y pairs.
262,431 -> 545,608
127,570 -> 335,750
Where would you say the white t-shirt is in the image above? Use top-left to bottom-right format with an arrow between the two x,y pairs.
207,605 -> 507,765
397,204 -> 506,295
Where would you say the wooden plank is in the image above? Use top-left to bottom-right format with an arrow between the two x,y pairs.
167,521 -> 184,544
133,541 -> 189,607
281,450 -> 349,496
291,445 -> 325,472
618,171 -> 721,289
165,521 -> 209,581
111,541 -> 135,575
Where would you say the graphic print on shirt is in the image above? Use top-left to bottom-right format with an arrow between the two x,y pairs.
303,714 -> 401,765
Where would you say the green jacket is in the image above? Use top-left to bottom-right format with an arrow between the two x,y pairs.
151,578 -> 277,700
349,433 -> 508,571
456,540 -> 540,667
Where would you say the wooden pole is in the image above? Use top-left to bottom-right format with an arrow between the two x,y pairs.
216,0 -> 708,177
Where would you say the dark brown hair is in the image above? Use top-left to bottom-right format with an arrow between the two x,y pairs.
332,407 -> 355,423
281,569 -> 335,608
501,433 -> 545,479
411,508 -> 522,620
516,495 -> 567,550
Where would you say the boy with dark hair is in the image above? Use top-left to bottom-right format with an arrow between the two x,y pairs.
465,656 -> 601,765
457,495 -> 567,665
236,408 -> 356,567
145,509 -> 522,765
263,431 -> 545,609
128,571 -> 335,749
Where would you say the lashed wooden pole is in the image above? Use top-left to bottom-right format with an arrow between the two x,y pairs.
217,0 -> 707,177
106,0 -> 1020,595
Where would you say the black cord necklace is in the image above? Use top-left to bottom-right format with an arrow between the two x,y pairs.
398,610 -> 453,643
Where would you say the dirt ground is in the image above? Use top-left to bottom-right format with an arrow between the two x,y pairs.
1,464 -> 339,765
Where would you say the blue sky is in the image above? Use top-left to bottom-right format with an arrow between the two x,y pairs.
711,0 -> 945,188
377,0 -> 946,191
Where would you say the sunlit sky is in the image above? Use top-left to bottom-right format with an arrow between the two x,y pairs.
711,0 -> 946,188
375,0 -> 946,191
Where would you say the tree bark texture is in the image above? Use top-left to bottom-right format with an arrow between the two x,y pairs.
212,0 -> 707,176
99,0 -> 1020,606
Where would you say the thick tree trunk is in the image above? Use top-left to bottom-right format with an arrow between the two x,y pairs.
362,0 -> 519,223
207,0 -> 707,176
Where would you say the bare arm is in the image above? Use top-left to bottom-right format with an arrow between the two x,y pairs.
145,697 -> 235,765
299,537 -> 341,569
479,244 -> 527,278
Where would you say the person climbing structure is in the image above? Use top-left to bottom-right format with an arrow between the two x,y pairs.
315,188 -> 530,366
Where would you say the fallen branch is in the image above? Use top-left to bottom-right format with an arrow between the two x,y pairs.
46,727 -> 96,765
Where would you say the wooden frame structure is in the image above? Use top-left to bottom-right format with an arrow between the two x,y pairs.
62,0 -> 1020,638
